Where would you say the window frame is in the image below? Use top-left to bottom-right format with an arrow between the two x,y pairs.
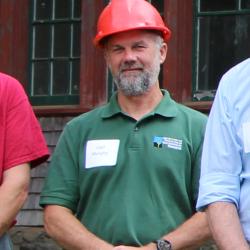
29,0 -> 82,106
192,0 -> 250,103
163,0 -> 212,112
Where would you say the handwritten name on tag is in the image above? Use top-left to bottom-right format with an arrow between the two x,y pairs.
85,139 -> 120,168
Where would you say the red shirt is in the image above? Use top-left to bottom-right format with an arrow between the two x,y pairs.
0,73 -> 49,184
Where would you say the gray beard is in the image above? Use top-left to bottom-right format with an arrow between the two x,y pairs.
113,65 -> 160,96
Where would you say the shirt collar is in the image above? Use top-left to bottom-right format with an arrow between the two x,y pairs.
101,89 -> 178,119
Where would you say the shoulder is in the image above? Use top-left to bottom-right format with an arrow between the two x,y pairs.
219,58 -> 250,91
173,103 -> 207,143
223,58 -> 250,79
0,72 -> 27,100
65,105 -> 107,130
0,73 -> 29,112
215,58 -> 250,106
0,72 -> 23,89
161,89 -> 207,125
175,102 -> 207,125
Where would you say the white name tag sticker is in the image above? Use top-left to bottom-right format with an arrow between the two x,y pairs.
85,139 -> 120,169
242,122 -> 250,153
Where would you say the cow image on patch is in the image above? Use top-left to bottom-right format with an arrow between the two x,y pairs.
153,136 -> 163,148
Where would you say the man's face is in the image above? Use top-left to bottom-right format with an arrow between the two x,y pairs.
104,30 -> 167,96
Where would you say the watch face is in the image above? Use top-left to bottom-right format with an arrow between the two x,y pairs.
157,239 -> 171,250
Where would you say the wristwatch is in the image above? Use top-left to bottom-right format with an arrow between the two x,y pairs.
155,239 -> 172,250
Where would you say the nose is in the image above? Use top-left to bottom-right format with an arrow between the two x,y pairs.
122,49 -> 137,63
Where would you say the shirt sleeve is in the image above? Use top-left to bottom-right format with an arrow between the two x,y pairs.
196,76 -> 242,210
40,124 -> 80,212
4,77 -> 49,170
191,119 -> 206,205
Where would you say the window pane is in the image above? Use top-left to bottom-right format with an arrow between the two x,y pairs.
242,0 -> 250,9
35,0 -> 52,20
74,0 -> 81,18
150,0 -> 164,15
54,24 -> 71,57
73,23 -> 81,57
33,62 -> 50,95
55,0 -> 71,19
72,60 -> 80,94
34,25 -> 51,58
197,15 -> 250,92
199,0 -> 237,11
53,60 -> 70,94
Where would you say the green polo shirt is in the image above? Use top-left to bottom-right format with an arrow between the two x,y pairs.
40,90 -> 207,246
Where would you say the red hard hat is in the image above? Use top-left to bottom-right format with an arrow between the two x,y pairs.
94,0 -> 171,47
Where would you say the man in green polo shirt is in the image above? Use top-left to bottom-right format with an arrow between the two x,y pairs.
40,0 -> 211,249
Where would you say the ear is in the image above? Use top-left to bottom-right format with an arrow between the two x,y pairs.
103,48 -> 109,61
159,42 -> 167,64
103,48 -> 111,68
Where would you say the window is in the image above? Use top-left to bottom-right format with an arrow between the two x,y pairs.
193,0 -> 250,101
149,0 -> 164,15
29,0 -> 81,105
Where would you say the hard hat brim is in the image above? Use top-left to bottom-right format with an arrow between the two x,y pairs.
94,26 -> 171,48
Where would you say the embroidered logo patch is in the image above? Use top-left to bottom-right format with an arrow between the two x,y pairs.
153,136 -> 182,150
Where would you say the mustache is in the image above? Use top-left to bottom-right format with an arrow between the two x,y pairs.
119,61 -> 144,71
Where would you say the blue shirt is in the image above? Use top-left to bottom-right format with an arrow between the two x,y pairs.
196,58 -> 250,241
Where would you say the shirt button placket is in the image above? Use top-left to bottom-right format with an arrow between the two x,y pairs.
131,125 -> 140,149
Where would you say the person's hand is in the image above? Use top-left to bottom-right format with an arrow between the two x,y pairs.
114,242 -> 156,250
114,247 -> 139,250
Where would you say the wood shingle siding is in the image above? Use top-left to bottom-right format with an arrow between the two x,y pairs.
16,117 -> 74,226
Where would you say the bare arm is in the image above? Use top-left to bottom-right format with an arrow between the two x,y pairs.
114,212 -> 211,250
159,211 -> 211,250
44,205 -> 114,250
206,202 -> 249,250
0,164 -> 30,236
